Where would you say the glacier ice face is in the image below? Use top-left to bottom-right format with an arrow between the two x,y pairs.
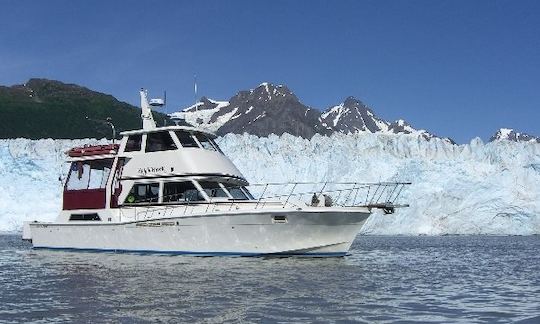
1,133 -> 539,234
217,133 -> 540,235
0,138 -> 108,233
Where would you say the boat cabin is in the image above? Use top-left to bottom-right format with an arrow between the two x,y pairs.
62,126 -> 250,212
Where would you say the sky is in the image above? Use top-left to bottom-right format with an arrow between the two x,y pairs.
1,0 -> 539,143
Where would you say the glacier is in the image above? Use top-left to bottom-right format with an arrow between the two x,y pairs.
1,133 -> 539,235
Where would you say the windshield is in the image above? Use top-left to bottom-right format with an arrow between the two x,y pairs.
198,181 -> 228,199
222,185 -> 252,200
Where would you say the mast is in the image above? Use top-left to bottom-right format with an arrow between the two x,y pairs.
139,88 -> 157,130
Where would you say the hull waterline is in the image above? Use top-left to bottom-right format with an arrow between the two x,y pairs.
28,209 -> 369,257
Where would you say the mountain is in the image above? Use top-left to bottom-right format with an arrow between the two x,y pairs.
172,83 -> 330,138
0,79 -> 171,139
490,128 -> 540,143
173,82 -> 452,142
170,97 -> 231,132
320,96 -> 389,133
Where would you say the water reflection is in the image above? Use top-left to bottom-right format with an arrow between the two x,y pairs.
0,235 -> 539,323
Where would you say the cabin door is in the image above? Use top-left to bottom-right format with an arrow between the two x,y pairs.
110,158 -> 125,208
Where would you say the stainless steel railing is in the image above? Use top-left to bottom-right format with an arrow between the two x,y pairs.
119,181 -> 411,221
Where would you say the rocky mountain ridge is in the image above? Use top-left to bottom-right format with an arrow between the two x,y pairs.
171,82 -> 453,143
490,128 -> 540,143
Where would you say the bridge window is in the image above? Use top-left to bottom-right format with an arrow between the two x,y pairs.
198,181 -> 228,198
125,183 -> 160,204
163,181 -> 203,202
175,131 -> 199,148
242,187 -> 255,200
194,134 -> 217,151
223,185 -> 250,200
146,132 -> 177,152
125,134 -> 142,152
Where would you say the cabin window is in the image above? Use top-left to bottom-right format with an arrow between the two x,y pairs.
211,139 -> 223,153
125,183 -> 160,204
65,159 -> 113,191
198,181 -> 228,198
194,134 -> 217,151
241,187 -> 255,200
125,134 -> 142,152
223,185 -> 250,200
146,132 -> 177,152
69,213 -> 101,221
163,181 -> 203,202
175,131 -> 199,148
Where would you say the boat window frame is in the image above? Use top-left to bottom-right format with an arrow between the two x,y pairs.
162,180 -> 206,203
192,133 -> 219,152
221,183 -> 251,200
192,133 -> 220,152
209,138 -> 224,153
124,134 -> 143,152
65,158 -> 114,191
123,181 -> 162,205
191,179 -> 254,201
140,134 -> 148,152
145,131 -> 178,153
195,181 -> 231,200
240,187 -> 255,200
173,131 -> 200,149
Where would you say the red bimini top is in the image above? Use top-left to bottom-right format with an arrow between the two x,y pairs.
67,144 -> 120,157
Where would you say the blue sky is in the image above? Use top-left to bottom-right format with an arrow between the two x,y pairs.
1,0 -> 539,143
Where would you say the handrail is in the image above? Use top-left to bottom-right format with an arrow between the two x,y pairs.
247,181 -> 412,186
119,181 -> 411,221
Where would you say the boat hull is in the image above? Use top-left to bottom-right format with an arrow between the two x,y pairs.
28,209 -> 370,256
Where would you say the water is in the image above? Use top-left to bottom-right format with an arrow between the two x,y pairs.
0,235 -> 538,323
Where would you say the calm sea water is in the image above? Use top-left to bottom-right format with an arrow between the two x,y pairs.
0,235 -> 538,323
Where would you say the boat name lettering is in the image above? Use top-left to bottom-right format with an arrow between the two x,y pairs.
138,166 -> 165,175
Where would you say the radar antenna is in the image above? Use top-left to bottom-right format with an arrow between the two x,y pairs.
194,74 -> 198,112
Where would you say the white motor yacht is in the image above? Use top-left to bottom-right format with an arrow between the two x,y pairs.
23,89 -> 409,256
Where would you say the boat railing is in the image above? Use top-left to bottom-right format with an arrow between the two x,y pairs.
119,181 -> 411,222
247,181 -> 411,212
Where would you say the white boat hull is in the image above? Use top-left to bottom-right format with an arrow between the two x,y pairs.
28,208 -> 370,256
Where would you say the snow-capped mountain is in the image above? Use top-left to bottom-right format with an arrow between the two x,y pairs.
387,119 -> 455,143
216,82 -> 330,138
320,96 -> 389,133
172,83 -> 329,138
172,82 -> 449,141
319,97 -> 453,143
490,128 -> 540,143
169,97 -> 231,132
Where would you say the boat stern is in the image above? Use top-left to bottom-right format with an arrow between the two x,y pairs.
22,221 -> 34,241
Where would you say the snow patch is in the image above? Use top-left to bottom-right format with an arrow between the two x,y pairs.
169,100 -> 232,132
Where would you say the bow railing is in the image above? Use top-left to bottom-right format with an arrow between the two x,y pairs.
119,181 -> 411,222
248,181 -> 411,211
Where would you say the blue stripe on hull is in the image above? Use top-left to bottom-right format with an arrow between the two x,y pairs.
32,246 -> 347,257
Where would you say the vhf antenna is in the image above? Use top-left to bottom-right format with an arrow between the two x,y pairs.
194,74 -> 198,112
